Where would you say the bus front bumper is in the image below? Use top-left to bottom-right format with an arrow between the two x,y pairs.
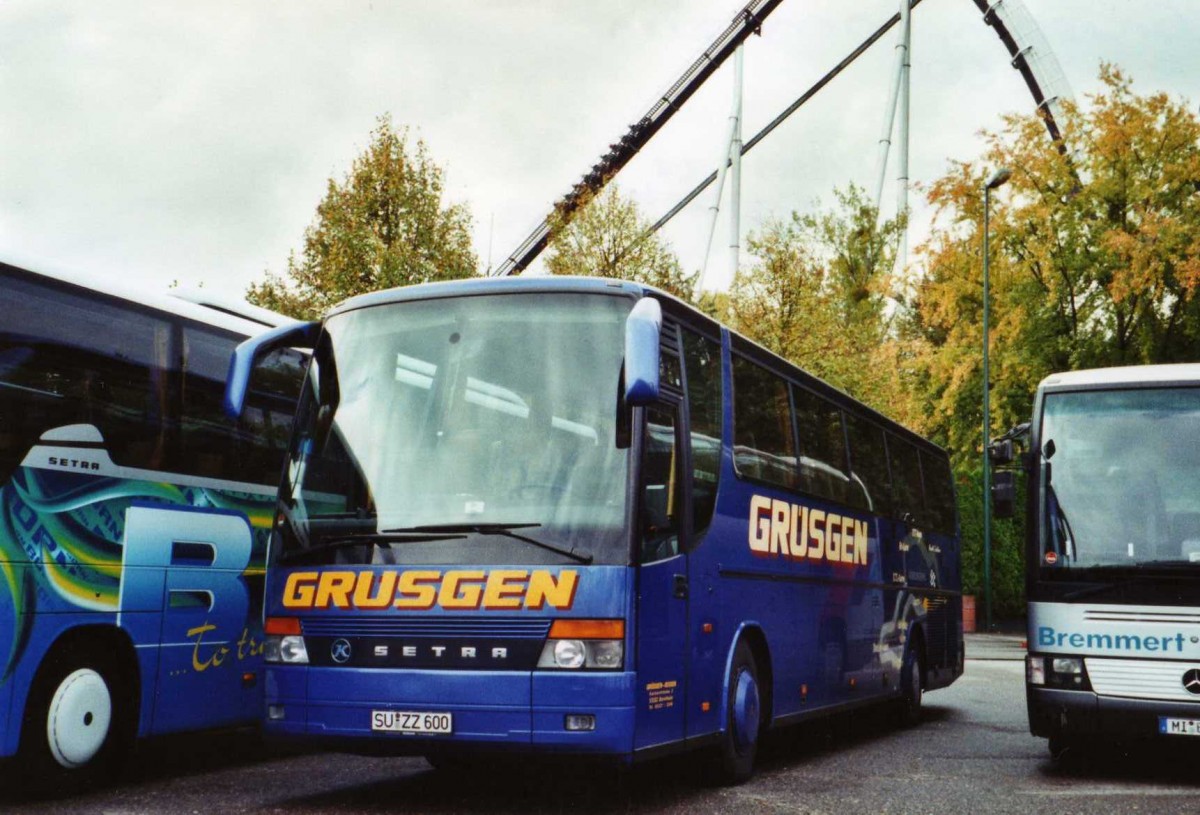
264,666 -> 637,755
1028,686 -> 1200,741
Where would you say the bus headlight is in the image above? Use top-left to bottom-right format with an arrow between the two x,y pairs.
264,635 -> 310,665
537,619 -> 625,670
549,639 -> 587,669
1048,656 -> 1088,689
1051,657 -> 1083,675
1029,655 -> 1090,690
264,617 -> 309,665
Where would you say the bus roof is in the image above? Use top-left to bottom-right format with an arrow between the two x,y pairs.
1,259 -> 296,338
329,275 -> 645,316
1039,364 -> 1200,392
329,275 -> 946,459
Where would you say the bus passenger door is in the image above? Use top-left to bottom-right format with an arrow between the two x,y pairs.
634,402 -> 689,750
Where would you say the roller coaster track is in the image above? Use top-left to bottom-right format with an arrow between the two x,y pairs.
491,0 -> 1071,277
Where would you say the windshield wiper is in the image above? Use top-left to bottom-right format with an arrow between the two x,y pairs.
383,523 -> 594,565
278,532 -> 466,565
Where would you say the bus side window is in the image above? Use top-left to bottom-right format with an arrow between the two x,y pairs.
920,450 -> 957,534
0,270 -> 172,471
846,414 -> 892,516
887,434 -> 926,526
641,404 -> 682,563
682,330 -> 722,539
792,385 -> 851,504
732,356 -> 798,490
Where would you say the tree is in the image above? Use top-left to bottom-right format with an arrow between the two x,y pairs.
729,185 -> 914,420
248,116 -> 477,319
909,65 -> 1200,463
544,185 -> 693,299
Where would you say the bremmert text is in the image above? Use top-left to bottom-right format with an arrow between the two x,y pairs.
1037,626 -> 1186,653
748,495 -> 869,566
281,569 -> 579,611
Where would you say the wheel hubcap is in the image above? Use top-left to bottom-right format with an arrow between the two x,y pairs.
46,668 -> 112,768
732,668 -> 760,753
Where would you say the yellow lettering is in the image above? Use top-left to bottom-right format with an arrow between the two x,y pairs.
282,571 -> 318,608
315,571 -> 356,609
354,571 -> 397,609
748,495 -> 771,553
856,520 -> 869,565
439,570 -> 486,609
841,516 -> 855,564
808,509 -> 826,559
789,504 -> 806,559
482,570 -> 529,609
827,513 -> 842,561
395,570 -> 440,609
526,570 -> 579,610
187,623 -> 229,672
770,500 -> 790,555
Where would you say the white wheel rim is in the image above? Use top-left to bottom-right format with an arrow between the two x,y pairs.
46,668 -> 112,768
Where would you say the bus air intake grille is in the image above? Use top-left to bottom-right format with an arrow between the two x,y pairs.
1086,658 -> 1200,702
300,617 -> 553,639
1083,609 -> 1200,626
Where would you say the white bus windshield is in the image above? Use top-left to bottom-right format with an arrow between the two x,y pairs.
1040,387 -> 1200,571
277,292 -> 633,567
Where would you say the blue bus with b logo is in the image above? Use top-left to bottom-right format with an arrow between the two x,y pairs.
0,262 -> 301,784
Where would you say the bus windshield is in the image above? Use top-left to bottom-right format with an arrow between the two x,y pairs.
1040,387 -> 1200,572
277,292 -> 633,567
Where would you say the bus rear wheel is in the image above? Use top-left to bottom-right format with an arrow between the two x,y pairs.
19,646 -> 133,790
714,640 -> 761,785
897,637 -> 924,727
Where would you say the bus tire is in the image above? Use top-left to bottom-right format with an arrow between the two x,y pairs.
714,639 -> 762,785
18,644 -> 134,790
897,634 -> 924,728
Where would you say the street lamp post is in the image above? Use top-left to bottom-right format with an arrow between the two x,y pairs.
982,167 -> 1011,633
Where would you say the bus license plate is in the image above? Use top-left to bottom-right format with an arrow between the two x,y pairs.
372,710 -> 453,735
1159,717 -> 1200,736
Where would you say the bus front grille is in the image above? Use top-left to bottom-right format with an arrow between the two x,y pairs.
301,617 -> 553,639
1087,657 -> 1200,702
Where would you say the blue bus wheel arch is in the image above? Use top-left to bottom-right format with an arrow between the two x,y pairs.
716,633 -> 771,784
18,627 -> 140,781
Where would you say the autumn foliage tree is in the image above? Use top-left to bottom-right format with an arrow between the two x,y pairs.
908,66 -> 1200,462
544,185 -> 693,299
248,116 -> 477,319
730,185 -> 913,420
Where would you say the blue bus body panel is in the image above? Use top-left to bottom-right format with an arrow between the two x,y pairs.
0,461 -> 275,757
256,280 -> 962,761
265,564 -> 635,753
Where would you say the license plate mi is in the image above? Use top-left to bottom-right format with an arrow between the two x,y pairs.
371,710 -> 453,735
1159,717 -> 1200,736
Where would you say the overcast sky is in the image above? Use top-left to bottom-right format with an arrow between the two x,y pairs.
2,0 -> 1198,299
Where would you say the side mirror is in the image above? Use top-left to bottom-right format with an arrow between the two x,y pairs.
624,298 -> 662,406
989,438 -> 1014,467
224,321 -> 321,419
992,470 -> 1016,519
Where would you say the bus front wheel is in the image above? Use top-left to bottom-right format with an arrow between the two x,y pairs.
19,645 -> 133,789
715,640 -> 761,785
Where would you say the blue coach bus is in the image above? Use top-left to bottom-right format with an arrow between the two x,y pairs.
0,262 -> 301,784
226,276 -> 962,782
